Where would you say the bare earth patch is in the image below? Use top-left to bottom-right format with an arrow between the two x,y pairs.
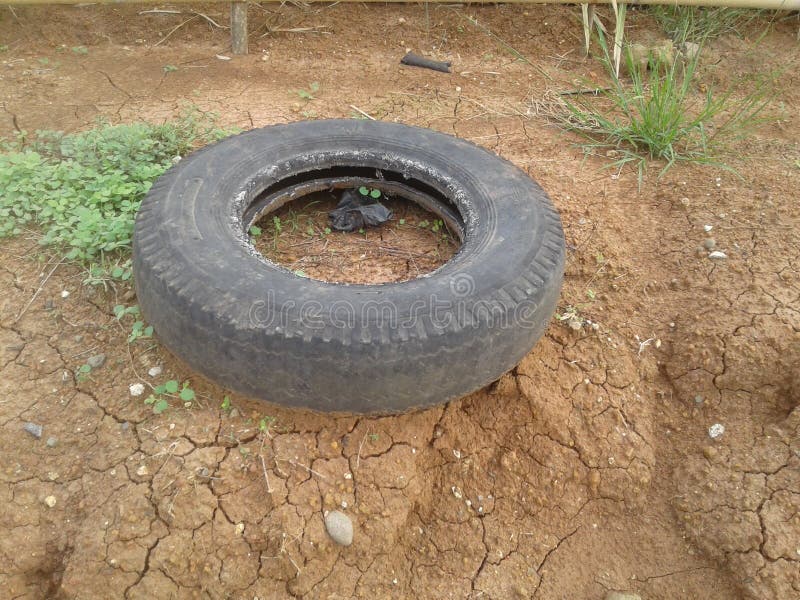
1,4 -> 798,599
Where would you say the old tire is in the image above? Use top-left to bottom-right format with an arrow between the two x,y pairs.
133,119 -> 565,413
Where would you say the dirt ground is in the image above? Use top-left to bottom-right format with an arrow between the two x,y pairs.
1,4 -> 799,599
251,193 -> 459,284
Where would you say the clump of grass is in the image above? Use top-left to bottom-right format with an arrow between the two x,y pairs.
555,33 -> 774,183
651,6 -> 764,42
0,108 -> 234,264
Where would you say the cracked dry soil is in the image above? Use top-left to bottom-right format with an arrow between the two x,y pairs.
1,5 -> 799,599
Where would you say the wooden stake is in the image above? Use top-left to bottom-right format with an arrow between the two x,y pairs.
230,2 -> 248,55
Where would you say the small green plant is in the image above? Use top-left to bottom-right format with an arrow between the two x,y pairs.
295,82 -> 319,100
323,226 -> 331,235
398,218 -> 406,225
77,363 -> 92,382
221,395 -> 232,412
556,32 -> 774,183
431,219 -> 444,233
145,379 -> 196,414
368,433 -> 379,442
258,416 -> 275,433
114,304 -> 154,343
418,220 -> 430,229
71,46 -> 89,55
0,45 -> 9,52
249,225 -> 262,237
272,216 -> 282,233
84,258 -> 133,288
179,382 -> 195,402
358,186 -> 382,199
113,304 -> 139,320
128,320 -> 154,343
163,64 -> 178,73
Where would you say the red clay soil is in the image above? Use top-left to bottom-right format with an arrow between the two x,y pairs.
0,4 -> 798,599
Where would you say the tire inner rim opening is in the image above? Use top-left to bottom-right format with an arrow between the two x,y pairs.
244,166 -> 466,285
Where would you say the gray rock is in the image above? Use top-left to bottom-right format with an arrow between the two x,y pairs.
229,408 -> 240,419
73,335 -> 84,343
46,437 -> 57,447
324,510 -> 353,546
605,593 -> 642,600
681,41 -> 701,61
24,422 -> 43,439
703,238 -> 716,250
87,353 -> 106,369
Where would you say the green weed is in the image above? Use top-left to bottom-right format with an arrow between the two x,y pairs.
295,82 -> 319,100
258,416 -> 275,434
145,379 -> 196,414
113,304 -> 154,343
0,109 -> 233,267
556,32 -> 774,183
651,6 -> 763,42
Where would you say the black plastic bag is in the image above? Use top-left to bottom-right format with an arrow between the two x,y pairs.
329,189 -> 393,232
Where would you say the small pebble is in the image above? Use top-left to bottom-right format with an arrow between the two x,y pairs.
324,510 -> 353,546
60,290 -> 70,299
704,224 -> 713,232
229,408 -> 240,418
708,251 -> 727,260
24,422 -> 43,439
46,437 -> 57,448
703,238 -> 716,250
708,423 -> 725,439
74,335 -> 84,343
87,353 -> 106,369
44,496 -> 57,508
136,465 -> 149,477
148,365 -> 163,378
129,383 -> 145,397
